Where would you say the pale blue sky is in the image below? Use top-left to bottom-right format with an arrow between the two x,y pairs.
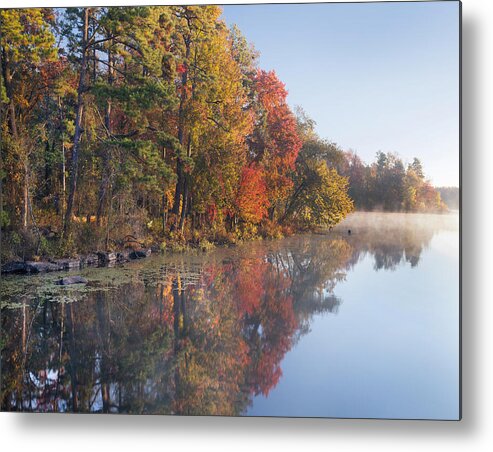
221,1 -> 460,187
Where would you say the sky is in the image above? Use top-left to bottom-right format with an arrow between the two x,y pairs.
221,1 -> 460,187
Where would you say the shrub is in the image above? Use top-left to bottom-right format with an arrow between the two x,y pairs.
259,219 -> 284,239
198,238 -> 215,252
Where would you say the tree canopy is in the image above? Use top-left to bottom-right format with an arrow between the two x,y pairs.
1,6 -> 447,262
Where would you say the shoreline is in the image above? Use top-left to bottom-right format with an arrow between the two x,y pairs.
1,209 -> 457,276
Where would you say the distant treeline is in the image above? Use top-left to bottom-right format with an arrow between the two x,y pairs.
436,187 -> 460,210
290,112 -> 448,214
0,6 -> 447,261
340,151 -> 448,213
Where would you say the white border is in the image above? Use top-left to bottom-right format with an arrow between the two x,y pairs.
2,1 -> 492,451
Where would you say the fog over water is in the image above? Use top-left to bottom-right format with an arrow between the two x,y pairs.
1,212 -> 459,419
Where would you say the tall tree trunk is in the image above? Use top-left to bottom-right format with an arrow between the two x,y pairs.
171,38 -> 190,222
1,48 -> 27,229
178,139 -> 192,232
172,160 -> 183,216
162,193 -> 167,234
57,96 -> 66,219
178,177 -> 188,232
161,148 -> 167,234
22,161 -> 28,229
97,40 -> 113,227
1,49 -> 18,139
64,8 -> 90,234
0,123 -> 2,270
61,140 -> 66,215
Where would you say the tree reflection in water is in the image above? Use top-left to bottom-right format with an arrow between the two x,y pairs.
1,213 -> 457,414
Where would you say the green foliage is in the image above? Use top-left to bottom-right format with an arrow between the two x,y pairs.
198,238 -> 215,252
0,9 -> 56,62
0,209 -> 10,228
0,72 -> 8,104
281,113 -> 354,229
0,5 -> 446,262
285,159 -> 354,229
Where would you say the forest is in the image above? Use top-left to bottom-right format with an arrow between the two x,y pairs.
0,6 -> 448,262
436,186 -> 460,210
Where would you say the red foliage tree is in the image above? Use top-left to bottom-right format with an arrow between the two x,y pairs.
250,70 -> 302,217
235,164 -> 269,224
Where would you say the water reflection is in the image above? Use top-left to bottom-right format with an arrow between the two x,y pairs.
1,212 -> 458,415
334,212 -> 458,271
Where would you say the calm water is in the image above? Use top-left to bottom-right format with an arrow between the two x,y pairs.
0,212 -> 460,419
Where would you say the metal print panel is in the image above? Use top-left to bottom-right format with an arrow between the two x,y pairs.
0,1 -> 461,419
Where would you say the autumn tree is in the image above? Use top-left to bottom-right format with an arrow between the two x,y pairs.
60,7 -> 91,233
0,8 -> 57,230
235,164 -> 269,225
436,186 -> 459,210
336,151 -> 446,213
89,7 -> 178,236
185,15 -> 254,232
345,151 -> 370,208
168,6 -> 226,231
0,5 -> 448,262
249,70 -> 302,220
281,111 -> 353,228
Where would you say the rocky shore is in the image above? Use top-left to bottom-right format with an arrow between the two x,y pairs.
1,248 -> 152,275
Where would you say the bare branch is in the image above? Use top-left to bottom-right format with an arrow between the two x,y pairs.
207,116 -> 230,133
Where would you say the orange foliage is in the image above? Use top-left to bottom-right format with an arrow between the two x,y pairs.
235,165 -> 269,224
251,70 -> 302,209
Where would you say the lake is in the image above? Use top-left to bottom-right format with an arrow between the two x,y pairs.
0,212 -> 460,419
